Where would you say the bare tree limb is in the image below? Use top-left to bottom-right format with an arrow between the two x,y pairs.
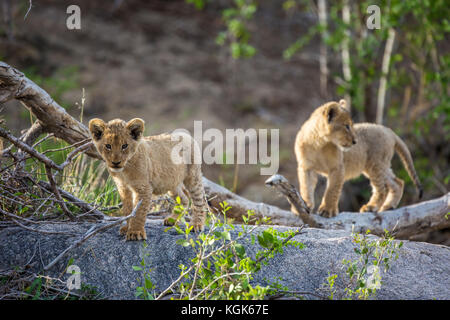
37,181 -> 105,220
0,61 -> 100,159
265,174 -> 450,238
0,126 -> 92,171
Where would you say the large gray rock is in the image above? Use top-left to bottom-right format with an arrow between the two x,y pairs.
0,219 -> 449,300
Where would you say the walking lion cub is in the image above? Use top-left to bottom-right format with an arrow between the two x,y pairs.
294,100 -> 422,217
89,118 -> 207,240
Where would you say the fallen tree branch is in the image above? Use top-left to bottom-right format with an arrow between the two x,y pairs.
0,61 -> 99,159
265,174 -> 450,238
37,181 -> 105,220
0,126 -> 92,171
264,174 -> 313,225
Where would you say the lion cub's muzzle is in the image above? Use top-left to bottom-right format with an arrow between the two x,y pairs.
109,161 -> 124,172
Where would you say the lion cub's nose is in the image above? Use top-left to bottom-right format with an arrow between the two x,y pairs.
112,161 -> 121,166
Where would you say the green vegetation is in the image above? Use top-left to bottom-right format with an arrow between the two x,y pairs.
133,200 -> 304,300
325,229 -> 403,300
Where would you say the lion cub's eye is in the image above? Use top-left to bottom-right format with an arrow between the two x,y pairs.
105,144 -> 112,150
345,124 -> 350,130
122,144 -> 128,150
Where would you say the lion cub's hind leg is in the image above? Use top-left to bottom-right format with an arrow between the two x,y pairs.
164,185 -> 190,226
184,165 -> 207,232
360,169 -> 389,213
379,172 -> 404,212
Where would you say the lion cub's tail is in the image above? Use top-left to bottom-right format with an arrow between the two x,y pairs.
393,134 -> 423,199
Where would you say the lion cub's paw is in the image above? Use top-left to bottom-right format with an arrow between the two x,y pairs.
189,218 -> 205,233
359,204 -> 378,213
119,224 -> 128,236
126,228 -> 147,241
317,205 -> 338,218
163,215 -> 178,226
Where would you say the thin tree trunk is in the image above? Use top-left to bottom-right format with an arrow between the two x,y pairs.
318,0 -> 329,98
376,28 -> 396,124
341,0 -> 352,111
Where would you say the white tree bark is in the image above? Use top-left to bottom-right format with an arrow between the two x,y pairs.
376,28 -> 396,124
0,61 -> 100,159
318,0 -> 329,97
264,174 -> 450,238
341,0 -> 352,111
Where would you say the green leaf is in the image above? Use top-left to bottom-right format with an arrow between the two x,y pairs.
235,243 -> 246,258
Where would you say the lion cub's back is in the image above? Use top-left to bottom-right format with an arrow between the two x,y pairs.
343,123 -> 397,178
142,133 -> 190,192
353,123 -> 396,155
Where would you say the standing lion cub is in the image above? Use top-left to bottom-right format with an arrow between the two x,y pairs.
294,100 -> 422,217
89,118 -> 207,240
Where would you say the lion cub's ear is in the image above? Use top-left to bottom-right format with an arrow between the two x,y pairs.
89,119 -> 106,141
126,118 -> 145,140
339,99 -> 349,111
325,104 -> 338,123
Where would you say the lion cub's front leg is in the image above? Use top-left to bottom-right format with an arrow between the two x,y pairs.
125,186 -> 152,241
117,185 -> 133,236
318,168 -> 344,218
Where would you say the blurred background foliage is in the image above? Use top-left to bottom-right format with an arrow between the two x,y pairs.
0,0 -> 448,243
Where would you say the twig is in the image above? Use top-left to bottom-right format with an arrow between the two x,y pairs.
45,165 -> 75,220
191,271 -> 250,300
43,200 -> 142,271
24,0 -> 32,20
0,126 -> 62,171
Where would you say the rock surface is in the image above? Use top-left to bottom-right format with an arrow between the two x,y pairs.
1,219 -> 449,300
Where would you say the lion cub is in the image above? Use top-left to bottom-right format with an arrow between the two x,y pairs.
89,118 -> 207,240
294,100 -> 422,217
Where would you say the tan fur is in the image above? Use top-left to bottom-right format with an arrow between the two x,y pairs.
294,100 -> 422,217
89,118 -> 207,240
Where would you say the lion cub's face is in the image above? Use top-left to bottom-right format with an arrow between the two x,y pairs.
89,118 -> 145,173
322,100 -> 356,150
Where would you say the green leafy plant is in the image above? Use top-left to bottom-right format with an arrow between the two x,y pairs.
133,200 -> 304,300
133,241 -> 156,300
325,229 -> 403,300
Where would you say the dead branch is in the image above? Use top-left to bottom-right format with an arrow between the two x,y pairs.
37,181 -> 105,220
0,61 -> 100,159
0,126 -> 93,171
44,164 -> 75,220
265,174 -> 450,238
264,175 -> 315,226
